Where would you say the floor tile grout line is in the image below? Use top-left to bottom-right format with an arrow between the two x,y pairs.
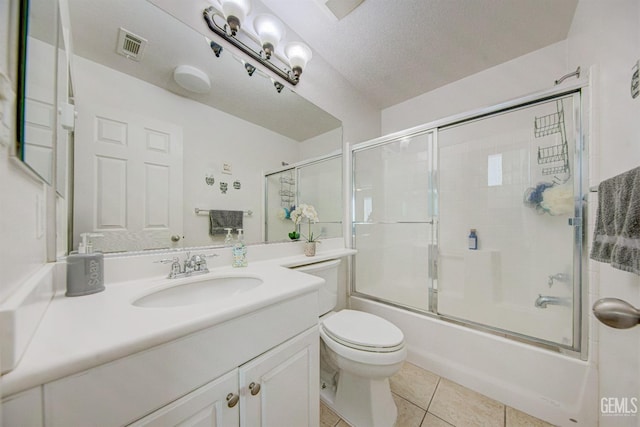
504,404 -> 507,427
426,411 -> 456,427
424,376 -> 442,412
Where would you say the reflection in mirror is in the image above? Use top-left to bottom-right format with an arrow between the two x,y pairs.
56,0 -> 342,254
17,0 -> 59,183
265,154 -> 342,242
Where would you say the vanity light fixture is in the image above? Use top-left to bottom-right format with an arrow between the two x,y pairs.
244,62 -> 256,76
203,1 -> 312,87
253,13 -> 285,60
210,40 -> 224,57
219,0 -> 251,36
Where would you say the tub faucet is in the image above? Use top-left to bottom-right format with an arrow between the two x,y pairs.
535,294 -> 571,309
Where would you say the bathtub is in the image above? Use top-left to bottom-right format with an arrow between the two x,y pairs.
350,296 -> 598,427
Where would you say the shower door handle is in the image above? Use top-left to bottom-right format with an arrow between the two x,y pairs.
593,298 -> 640,329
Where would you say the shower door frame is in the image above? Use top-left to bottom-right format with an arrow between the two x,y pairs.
264,150 -> 343,242
349,81 -> 589,360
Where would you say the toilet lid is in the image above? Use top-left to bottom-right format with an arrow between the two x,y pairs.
321,310 -> 404,352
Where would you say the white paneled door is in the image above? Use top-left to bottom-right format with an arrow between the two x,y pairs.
74,104 -> 183,252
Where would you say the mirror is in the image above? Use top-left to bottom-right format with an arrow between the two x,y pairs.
17,0 -> 60,183
18,0 -> 342,254
265,155 -> 343,242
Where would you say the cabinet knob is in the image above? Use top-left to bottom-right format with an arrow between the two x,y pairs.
226,393 -> 239,408
249,382 -> 261,396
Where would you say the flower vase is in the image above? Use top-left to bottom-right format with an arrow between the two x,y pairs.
304,242 -> 316,257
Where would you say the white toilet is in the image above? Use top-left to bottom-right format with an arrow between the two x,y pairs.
293,259 -> 407,427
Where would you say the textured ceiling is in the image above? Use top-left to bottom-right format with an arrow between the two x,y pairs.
261,0 -> 579,109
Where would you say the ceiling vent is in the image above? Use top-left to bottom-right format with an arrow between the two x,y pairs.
314,0 -> 365,21
116,28 -> 147,61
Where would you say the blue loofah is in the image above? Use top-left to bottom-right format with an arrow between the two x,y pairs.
528,182 -> 553,204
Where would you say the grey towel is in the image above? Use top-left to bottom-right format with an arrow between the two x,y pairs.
590,166 -> 640,275
209,210 -> 243,235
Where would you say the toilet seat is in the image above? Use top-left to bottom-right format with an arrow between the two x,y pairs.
321,310 -> 405,353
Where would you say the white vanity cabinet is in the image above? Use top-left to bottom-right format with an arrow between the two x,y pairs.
41,292 -> 319,427
1,387 -> 44,427
129,369 -> 240,427
239,327 -> 319,427
132,327 -> 319,427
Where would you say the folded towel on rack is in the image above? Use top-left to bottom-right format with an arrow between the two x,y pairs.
209,210 -> 243,235
590,166 -> 640,275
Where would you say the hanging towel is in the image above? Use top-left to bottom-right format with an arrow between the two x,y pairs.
590,166 -> 640,275
209,210 -> 243,235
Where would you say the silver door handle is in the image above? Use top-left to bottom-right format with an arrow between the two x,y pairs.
593,298 -> 640,329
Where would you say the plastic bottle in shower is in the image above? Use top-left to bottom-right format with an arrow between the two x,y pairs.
468,229 -> 478,250
232,229 -> 248,267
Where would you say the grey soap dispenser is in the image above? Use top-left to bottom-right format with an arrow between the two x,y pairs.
66,233 -> 105,297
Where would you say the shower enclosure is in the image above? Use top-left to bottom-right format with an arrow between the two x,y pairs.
264,153 -> 342,242
351,90 -> 586,353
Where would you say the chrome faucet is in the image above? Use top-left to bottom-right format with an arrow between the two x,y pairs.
547,273 -> 569,287
535,294 -> 571,309
155,252 -> 218,279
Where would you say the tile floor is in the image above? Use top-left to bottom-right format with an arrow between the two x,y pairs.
320,362 -> 555,427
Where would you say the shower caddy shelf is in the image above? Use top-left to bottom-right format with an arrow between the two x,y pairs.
279,171 -> 296,208
534,99 -> 570,179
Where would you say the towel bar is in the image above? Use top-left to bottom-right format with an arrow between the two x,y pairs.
195,208 -> 253,216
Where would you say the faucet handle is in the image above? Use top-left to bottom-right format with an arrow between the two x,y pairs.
194,253 -> 218,271
154,257 -> 180,264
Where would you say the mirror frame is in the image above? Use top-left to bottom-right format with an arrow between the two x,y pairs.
16,0 -> 59,185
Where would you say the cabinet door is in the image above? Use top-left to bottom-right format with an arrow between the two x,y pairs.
129,369 -> 239,427
239,327 -> 319,427
2,387 -> 43,427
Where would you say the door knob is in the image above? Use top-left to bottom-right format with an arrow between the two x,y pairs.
249,382 -> 261,396
171,235 -> 181,242
593,298 -> 640,329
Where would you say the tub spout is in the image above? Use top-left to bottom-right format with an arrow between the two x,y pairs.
535,294 -> 571,309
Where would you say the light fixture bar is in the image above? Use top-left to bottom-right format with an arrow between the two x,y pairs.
203,7 -> 299,86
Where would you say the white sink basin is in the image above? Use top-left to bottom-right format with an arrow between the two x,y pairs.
133,276 -> 264,308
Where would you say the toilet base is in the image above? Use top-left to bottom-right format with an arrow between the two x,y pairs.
327,370 -> 397,427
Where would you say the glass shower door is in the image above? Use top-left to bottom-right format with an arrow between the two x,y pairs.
436,94 -> 580,347
352,132 -> 435,312
297,156 -> 342,240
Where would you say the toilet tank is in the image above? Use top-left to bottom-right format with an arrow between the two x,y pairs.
291,259 -> 341,316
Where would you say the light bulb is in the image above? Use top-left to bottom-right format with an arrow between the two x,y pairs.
284,42 -> 312,79
253,14 -> 285,59
220,0 -> 251,35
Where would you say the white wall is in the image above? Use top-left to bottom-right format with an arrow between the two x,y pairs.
299,127 -> 342,160
294,53 -> 380,146
381,40 -> 568,134
0,0 -> 49,304
566,1 -> 640,425
379,1 -> 640,424
73,56 -> 301,247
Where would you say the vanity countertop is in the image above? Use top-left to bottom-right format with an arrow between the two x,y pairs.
1,248 -> 355,397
